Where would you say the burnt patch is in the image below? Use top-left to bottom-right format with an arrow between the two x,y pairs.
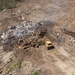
3,37 -> 18,52
62,28 -> 75,38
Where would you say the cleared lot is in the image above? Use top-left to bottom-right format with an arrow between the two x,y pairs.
0,0 -> 75,75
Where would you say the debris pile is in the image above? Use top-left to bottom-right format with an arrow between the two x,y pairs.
0,21 -> 49,51
0,21 -> 55,51
0,21 -> 40,44
14,24 -> 47,50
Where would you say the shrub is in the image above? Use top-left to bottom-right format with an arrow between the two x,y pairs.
32,71 -> 39,75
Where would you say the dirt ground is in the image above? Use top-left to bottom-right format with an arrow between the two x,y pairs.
0,0 -> 75,75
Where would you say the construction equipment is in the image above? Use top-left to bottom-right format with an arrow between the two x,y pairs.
44,36 -> 54,50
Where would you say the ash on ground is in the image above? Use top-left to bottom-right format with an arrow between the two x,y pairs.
0,21 -> 40,44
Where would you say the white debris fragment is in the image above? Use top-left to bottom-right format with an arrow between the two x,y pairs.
17,10 -> 21,13
70,37 -> 75,43
57,33 -> 60,36
1,33 -> 8,40
2,9 -> 6,12
22,16 -> 25,20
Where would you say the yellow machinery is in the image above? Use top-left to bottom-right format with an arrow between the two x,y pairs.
44,36 -> 54,50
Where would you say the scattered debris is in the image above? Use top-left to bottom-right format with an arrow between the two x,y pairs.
70,37 -> 75,43
52,31 -> 65,43
62,28 -> 75,43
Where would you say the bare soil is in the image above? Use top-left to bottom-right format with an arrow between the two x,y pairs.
0,0 -> 75,75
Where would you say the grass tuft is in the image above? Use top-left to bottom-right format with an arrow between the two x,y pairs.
32,71 -> 39,75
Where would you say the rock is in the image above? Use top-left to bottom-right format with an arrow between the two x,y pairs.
17,10 -> 21,13
10,26 -> 17,30
1,33 -> 8,40
3,9 -> 6,12
21,16 -> 25,20
56,33 -> 60,36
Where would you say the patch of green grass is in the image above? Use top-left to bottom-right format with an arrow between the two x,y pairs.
0,0 -> 21,11
13,62 -> 21,69
6,62 -> 21,73
32,71 -> 39,75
